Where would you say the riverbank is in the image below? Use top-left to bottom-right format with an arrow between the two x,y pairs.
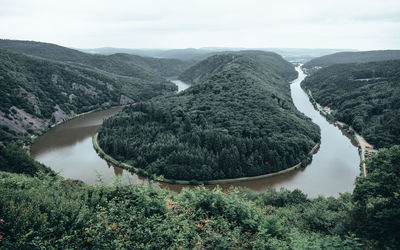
30,66 -> 359,197
336,122 -> 377,177
26,105 -> 125,155
302,88 -> 376,177
92,132 -> 320,185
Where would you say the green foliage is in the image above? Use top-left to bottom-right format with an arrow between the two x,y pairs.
302,60 -> 400,148
303,50 -> 400,69
7,140 -> 400,249
179,50 -> 298,84
0,144 -> 54,176
0,49 -> 176,136
0,126 -> 23,144
352,145 -> 400,248
98,53 -> 320,181
107,53 -> 192,77
301,153 -> 313,167
0,39 -> 192,77
0,171 -> 362,249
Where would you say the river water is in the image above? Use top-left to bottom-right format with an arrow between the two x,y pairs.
31,69 -> 360,197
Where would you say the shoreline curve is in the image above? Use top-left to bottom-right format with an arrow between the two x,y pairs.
92,132 -> 320,185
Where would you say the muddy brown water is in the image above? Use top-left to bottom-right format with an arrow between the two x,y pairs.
31,70 -> 360,197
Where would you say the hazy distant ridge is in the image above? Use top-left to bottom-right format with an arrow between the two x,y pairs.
303,50 -> 400,69
0,39 -> 192,77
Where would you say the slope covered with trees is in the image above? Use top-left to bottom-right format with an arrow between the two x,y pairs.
107,53 -> 191,77
0,170 -> 360,249
352,145 -> 400,248
1,144 -> 399,248
303,50 -> 400,70
98,53 -> 320,181
301,60 -> 400,148
179,50 -> 298,84
0,49 -> 176,137
0,39 -> 192,77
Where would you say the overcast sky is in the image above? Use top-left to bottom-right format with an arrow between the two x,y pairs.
1,0 -> 399,50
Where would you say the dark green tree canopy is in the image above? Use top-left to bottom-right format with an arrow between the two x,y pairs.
98,53 -> 320,181
0,39 -> 192,77
0,49 -> 177,137
352,145 -> 400,248
179,50 -> 298,84
302,60 -> 400,148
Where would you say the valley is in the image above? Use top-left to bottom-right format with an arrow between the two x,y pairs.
1,0 -> 400,246
0,40 -> 399,248
97,52 -> 321,182
30,65 -> 360,197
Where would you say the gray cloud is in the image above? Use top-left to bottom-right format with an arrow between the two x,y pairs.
0,0 -> 399,50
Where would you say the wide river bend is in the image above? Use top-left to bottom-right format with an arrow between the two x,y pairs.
31,69 -> 360,197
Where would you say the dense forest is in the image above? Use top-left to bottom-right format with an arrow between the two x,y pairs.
0,142 -> 399,248
0,49 -> 177,139
0,39 -> 192,77
98,52 -> 320,181
0,39 -> 398,248
302,50 -> 400,70
0,40 -> 398,248
302,60 -> 400,148
179,50 -> 298,84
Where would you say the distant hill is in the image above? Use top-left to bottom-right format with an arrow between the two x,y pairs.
80,47 -> 354,63
80,47 -> 233,61
179,50 -> 298,84
98,53 -> 319,181
0,49 -> 176,138
0,39 -> 89,62
0,39 -> 192,77
106,53 -> 191,77
302,60 -> 400,148
302,50 -> 400,70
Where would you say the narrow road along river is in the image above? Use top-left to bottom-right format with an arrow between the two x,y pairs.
31,68 -> 360,197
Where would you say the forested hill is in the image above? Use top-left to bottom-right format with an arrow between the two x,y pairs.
98,53 -> 320,181
302,50 -> 400,70
105,53 -> 190,77
0,49 -> 176,140
0,39 -> 192,77
179,50 -> 298,84
301,60 -> 400,148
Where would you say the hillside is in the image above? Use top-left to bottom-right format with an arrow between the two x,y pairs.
301,60 -> 400,148
302,50 -> 400,70
80,47 -> 354,63
1,141 -> 400,248
0,49 -> 176,138
98,53 -> 320,181
106,53 -> 191,77
179,50 -> 298,84
80,47 -> 229,61
0,39 -> 191,77
0,169 -> 359,249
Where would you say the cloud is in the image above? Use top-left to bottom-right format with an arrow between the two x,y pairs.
0,0 -> 399,50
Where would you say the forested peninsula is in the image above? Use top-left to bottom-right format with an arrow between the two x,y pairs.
302,60 -> 400,148
98,52 -> 320,181
0,39 -> 399,248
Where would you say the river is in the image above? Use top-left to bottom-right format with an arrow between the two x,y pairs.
31,69 -> 360,197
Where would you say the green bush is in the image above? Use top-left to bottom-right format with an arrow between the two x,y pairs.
0,144 -> 54,176
0,170 -> 363,249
